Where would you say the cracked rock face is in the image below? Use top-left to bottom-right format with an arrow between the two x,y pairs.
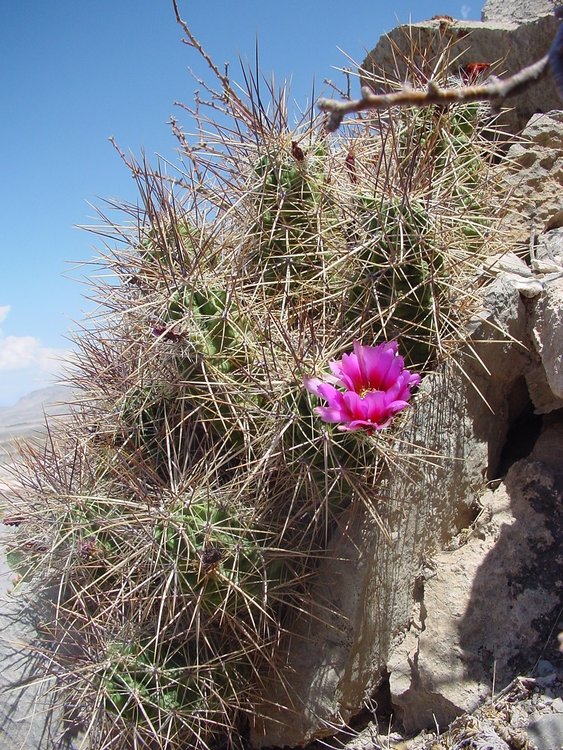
251,274 -> 540,747
0,591 -> 83,750
388,426 -> 563,732
482,0 -> 560,23
499,111 -> 563,246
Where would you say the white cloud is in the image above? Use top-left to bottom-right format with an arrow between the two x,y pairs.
0,335 -> 68,373
461,4 -> 471,18
0,305 -> 72,404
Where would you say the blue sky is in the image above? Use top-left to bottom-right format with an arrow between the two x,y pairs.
0,0 -> 479,406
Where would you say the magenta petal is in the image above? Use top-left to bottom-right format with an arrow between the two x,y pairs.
304,376 -> 324,395
358,341 -> 393,389
338,420 -> 370,431
315,382 -> 342,405
386,376 -> 412,403
407,371 -> 421,388
381,355 -> 405,389
316,406 -> 346,423
386,399 -> 410,415
345,417 -> 390,431
342,390 -> 368,420
334,352 -> 362,391
363,390 -> 387,422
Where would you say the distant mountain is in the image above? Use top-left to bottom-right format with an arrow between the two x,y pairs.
0,385 -> 75,463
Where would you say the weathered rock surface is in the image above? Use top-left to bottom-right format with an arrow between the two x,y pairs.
499,110 -> 563,247
482,0 -> 560,23
0,394 -> 80,750
361,16 -> 560,136
388,424 -> 563,731
530,277 -> 563,402
525,228 -> 563,413
251,272 -> 540,747
0,589 -> 81,750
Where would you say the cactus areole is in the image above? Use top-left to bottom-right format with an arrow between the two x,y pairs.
304,340 -> 420,432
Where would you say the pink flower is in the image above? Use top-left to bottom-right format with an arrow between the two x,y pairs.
304,341 -> 420,432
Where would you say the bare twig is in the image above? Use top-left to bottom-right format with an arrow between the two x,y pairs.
172,0 -> 253,118
172,0 -> 232,96
318,53 -> 550,132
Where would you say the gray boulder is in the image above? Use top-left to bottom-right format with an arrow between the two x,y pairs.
388,424 -> 563,731
482,0 -> 560,23
498,111 -> 563,247
251,271 -> 539,746
0,589 -> 82,750
251,110 -> 563,746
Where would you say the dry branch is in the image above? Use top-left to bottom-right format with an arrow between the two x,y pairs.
318,7 -> 563,132
318,55 -> 550,132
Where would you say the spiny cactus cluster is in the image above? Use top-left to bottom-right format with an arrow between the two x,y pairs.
5,31 -> 507,750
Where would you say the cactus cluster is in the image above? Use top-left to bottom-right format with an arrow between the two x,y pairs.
5,31 -> 507,750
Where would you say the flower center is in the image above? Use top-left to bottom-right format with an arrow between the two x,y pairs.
359,386 -> 380,398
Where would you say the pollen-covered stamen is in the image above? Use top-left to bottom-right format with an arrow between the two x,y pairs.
359,387 -> 381,398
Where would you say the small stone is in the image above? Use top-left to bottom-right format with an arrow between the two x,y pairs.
526,713 -> 563,750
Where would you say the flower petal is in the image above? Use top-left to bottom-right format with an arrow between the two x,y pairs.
332,351 -> 362,391
316,405 -> 346,423
304,376 -> 324,395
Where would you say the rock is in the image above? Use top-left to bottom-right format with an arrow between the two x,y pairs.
251,34 -> 563,750
535,227 -> 563,270
0,410 -> 81,748
361,16 -> 561,137
525,359 -> 563,414
480,252 -> 544,297
526,712 -> 563,750
0,585 -> 82,749
498,111 -> 563,247
482,0 -> 560,23
388,424 -> 563,732
250,47 -> 563,750
529,275 -> 563,401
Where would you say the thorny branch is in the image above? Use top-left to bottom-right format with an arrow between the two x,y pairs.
172,0 -> 252,118
318,7 -> 563,132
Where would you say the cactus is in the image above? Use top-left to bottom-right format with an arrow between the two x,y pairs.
348,195 -> 441,366
5,29 -> 509,750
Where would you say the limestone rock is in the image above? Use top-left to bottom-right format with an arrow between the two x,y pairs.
482,0 -> 560,23
254,40 -> 563,750
361,16 -> 560,136
388,424 -> 563,732
0,585 -> 82,749
535,226 -> 563,269
530,275 -> 563,401
499,111 -> 563,246
525,359 -> 563,413
0,426 -> 81,748
480,251 -> 543,297
251,31 -> 563,750
526,712 -> 563,750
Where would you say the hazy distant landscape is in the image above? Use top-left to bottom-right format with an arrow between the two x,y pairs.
0,385 -> 73,465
